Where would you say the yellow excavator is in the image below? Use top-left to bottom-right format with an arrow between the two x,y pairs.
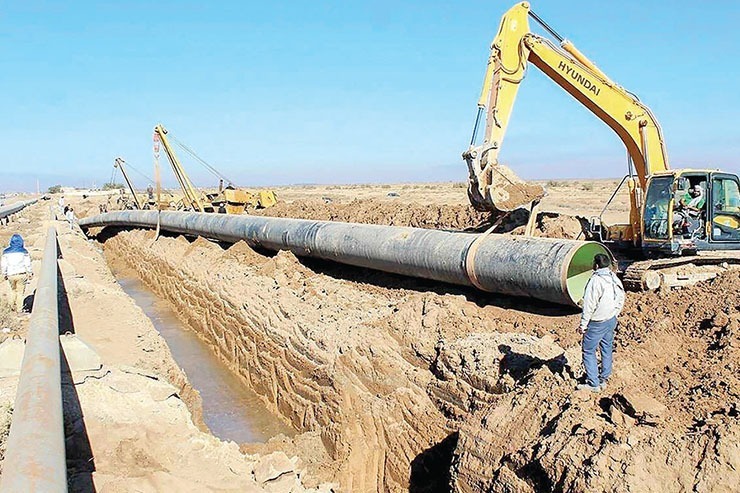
465,1 -> 740,289
153,124 -> 277,214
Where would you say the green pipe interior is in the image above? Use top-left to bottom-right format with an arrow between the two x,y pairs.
565,242 -> 613,305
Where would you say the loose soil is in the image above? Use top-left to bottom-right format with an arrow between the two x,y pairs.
252,199 -> 586,239
252,199 -> 494,231
99,220 -> 739,492
50,181 -> 739,492
0,200 -> 328,492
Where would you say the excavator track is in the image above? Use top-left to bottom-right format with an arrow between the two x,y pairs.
622,252 -> 740,291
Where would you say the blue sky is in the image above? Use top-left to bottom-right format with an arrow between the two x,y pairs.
0,0 -> 738,191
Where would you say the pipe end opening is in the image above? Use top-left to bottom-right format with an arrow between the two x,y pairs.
565,242 -> 613,306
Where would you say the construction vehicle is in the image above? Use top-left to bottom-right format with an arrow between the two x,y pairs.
464,1 -> 740,289
153,124 -> 277,214
114,158 -> 143,210
113,157 -> 178,210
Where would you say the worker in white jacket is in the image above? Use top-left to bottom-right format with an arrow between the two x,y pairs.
1,234 -> 33,312
577,253 -> 625,392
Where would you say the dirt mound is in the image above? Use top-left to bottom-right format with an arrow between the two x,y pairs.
100,225 -> 740,492
533,213 -> 585,239
254,199 -> 493,231
257,198 -> 586,239
257,250 -> 314,288
616,272 -> 740,425
449,272 -> 740,492
507,212 -> 586,239
183,235 -> 219,258
224,241 -> 269,266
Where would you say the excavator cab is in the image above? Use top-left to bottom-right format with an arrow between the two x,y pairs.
642,171 -> 740,255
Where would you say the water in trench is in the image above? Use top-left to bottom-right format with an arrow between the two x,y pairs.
114,272 -> 295,444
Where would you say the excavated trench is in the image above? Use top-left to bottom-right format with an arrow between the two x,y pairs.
93,224 -> 740,493
112,270 -> 295,443
98,228 -> 489,491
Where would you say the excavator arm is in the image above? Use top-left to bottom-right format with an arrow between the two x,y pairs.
465,1 -> 670,233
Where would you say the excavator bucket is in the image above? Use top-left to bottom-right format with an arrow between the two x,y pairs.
488,165 -> 546,211
470,164 -> 545,212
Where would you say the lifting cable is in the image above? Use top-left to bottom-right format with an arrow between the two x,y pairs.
114,161 -> 176,197
169,134 -> 237,187
124,161 -> 156,185
109,166 -> 118,187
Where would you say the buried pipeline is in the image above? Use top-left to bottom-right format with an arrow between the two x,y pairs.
79,210 -> 609,306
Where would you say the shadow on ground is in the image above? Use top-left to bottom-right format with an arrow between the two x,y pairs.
408,432 -> 459,493
58,253 -> 96,492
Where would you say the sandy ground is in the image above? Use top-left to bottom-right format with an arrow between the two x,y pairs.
266,179 -> 630,225
5,179 -> 735,492
89,186 -> 737,492
0,200 -> 331,492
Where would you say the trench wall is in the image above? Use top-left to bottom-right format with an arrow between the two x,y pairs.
104,230 -> 455,492
97,204 -> 740,492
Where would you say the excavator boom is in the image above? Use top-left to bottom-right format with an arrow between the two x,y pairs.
464,2 -> 740,291
465,1 -> 670,230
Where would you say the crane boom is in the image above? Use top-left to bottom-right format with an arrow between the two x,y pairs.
154,124 -> 208,212
114,157 -> 142,210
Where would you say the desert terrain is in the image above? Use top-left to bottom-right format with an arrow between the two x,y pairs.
266,179 -> 630,224
1,179 -> 737,492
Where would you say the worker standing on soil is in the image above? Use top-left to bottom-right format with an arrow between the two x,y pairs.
1,234 -> 33,313
577,254 -> 625,392
56,196 -> 65,220
65,206 -> 76,230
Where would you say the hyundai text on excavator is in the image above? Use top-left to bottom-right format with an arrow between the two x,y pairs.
153,124 -> 277,214
464,1 -> 740,290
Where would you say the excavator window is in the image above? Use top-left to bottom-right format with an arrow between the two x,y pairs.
711,176 -> 740,241
643,176 -> 674,240
672,175 -> 708,240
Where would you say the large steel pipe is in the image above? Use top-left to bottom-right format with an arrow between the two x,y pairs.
0,227 -> 67,493
0,199 -> 38,220
80,210 -> 609,306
